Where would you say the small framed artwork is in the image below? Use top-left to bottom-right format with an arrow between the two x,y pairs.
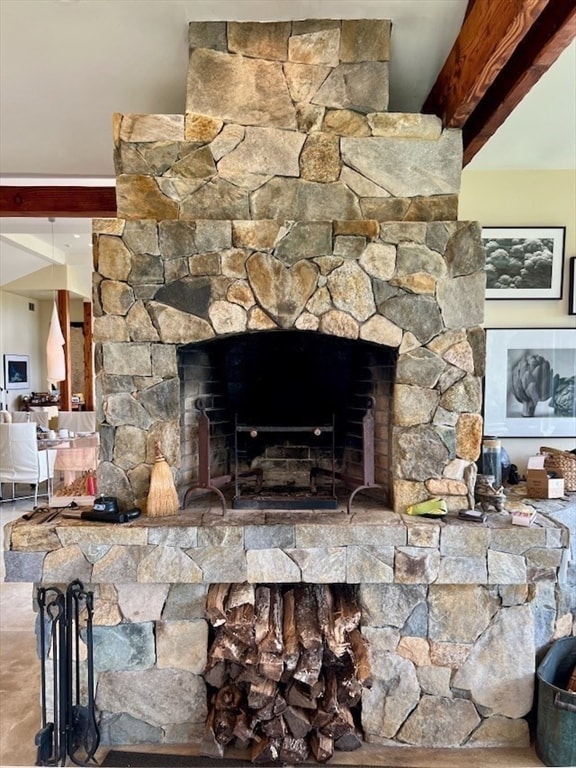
569,257 -> 576,316
3,354 -> 30,390
484,328 -> 576,438
482,226 -> 565,299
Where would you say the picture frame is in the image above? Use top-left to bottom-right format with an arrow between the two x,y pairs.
484,328 -> 576,438
569,257 -> 576,316
3,354 -> 30,390
482,226 -> 565,300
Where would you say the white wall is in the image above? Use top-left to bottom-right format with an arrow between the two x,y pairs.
0,292 -> 88,410
0,290 -> 45,410
459,169 -> 576,474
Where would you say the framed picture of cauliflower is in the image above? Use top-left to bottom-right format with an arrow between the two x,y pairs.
484,328 -> 576,438
482,226 -> 565,299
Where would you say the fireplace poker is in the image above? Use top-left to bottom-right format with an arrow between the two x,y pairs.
35,588 -> 59,765
22,506 -> 52,521
41,501 -> 79,524
66,581 -> 100,765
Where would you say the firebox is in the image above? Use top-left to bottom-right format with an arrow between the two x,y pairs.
178,332 -> 394,511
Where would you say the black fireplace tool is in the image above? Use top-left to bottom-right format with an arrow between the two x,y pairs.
35,579 -> 100,766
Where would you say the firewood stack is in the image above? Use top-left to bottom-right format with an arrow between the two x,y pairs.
203,583 -> 372,764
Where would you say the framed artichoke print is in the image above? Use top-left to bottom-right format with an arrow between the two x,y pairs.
484,328 -> 576,438
482,226 -> 565,299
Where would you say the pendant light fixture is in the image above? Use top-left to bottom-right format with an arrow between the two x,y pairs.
46,217 -> 66,388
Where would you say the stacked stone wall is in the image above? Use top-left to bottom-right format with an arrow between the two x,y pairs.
93,219 -> 485,513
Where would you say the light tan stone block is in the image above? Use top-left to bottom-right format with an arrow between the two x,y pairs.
119,114 -> 185,143
397,636 -> 431,666
368,112 -> 442,140
456,413 -> 483,461
185,113 -> 223,142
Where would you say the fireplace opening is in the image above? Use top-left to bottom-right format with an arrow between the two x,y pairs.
178,332 -> 395,510
204,582 -> 371,764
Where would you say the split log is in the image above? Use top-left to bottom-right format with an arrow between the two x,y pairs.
310,731 -> 334,763
232,711 -> 254,743
286,680 -> 317,710
258,651 -> 284,682
213,709 -> 236,745
337,671 -> 363,708
228,662 -> 243,680
280,736 -> 309,764
206,583 -> 231,626
323,670 -> 339,714
335,728 -> 362,752
284,706 -> 312,739
320,704 -> 355,740
348,627 -> 373,687
311,708 -> 333,731
254,586 -> 271,645
293,644 -> 323,687
251,735 -> 281,764
215,684 -> 242,711
260,585 -> 283,654
227,582 -> 255,610
242,646 -> 259,669
247,678 -> 277,710
210,631 -> 248,664
282,589 -> 299,675
224,603 -> 255,645
332,585 -> 360,655
294,585 -> 322,651
262,714 -> 287,739
310,676 -> 325,700
333,653 -> 363,707
254,692 -> 285,723
315,585 -> 341,655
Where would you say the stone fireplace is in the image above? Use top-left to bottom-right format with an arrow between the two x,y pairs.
93,18 -> 486,516
5,18 -> 573,763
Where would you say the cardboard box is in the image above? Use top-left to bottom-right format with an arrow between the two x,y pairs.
526,456 -> 565,499
511,509 -> 536,527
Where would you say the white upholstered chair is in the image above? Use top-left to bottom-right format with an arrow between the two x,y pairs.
10,411 -> 51,430
0,423 -> 57,505
57,411 -> 97,433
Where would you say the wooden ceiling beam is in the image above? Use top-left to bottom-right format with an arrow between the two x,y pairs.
463,0 -> 576,165
423,0 -> 551,127
423,0 -> 576,165
0,186 -> 117,217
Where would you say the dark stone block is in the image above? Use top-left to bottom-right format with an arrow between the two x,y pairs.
154,278 -> 211,319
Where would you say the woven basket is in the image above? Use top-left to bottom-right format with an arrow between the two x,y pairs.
540,446 -> 576,492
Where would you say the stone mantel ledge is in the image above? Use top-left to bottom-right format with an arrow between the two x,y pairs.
4,500 -> 571,587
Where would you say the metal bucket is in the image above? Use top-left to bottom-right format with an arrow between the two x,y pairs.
536,636 -> 576,767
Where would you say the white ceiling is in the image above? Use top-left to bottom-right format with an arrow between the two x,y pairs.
0,0 -> 574,299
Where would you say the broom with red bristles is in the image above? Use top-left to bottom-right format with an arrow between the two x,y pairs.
147,443 -> 180,517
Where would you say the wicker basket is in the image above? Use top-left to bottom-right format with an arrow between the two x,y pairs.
540,446 -> 576,492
